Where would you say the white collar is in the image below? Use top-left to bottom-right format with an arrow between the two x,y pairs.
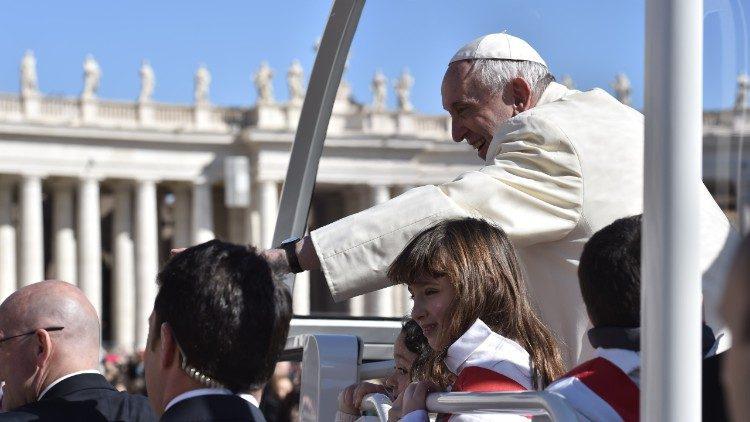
237,392 -> 260,408
595,347 -> 640,376
485,81 -> 573,164
534,81 -> 573,108
443,318 -> 529,376
38,370 -> 100,400
164,388 -> 233,412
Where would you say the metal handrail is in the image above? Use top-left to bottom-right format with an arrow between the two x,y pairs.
358,360 -> 394,380
425,391 -> 578,419
360,393 -> 392,422
360,391 -> 580,421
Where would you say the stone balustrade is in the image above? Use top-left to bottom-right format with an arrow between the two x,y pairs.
0,92 -> 452,139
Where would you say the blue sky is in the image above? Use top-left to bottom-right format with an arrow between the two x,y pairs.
1,0 -> 747,114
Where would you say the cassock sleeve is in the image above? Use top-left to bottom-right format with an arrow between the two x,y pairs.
310,112 -> 584,301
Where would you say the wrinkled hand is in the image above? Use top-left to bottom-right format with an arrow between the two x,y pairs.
260,249 -> 292,279
338,382 -> 387,415
401,381 -> 439,415
170,248 -> 186,257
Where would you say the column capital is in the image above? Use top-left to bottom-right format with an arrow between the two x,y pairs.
20,173 -> 45,181
135,178 -> 159,187
193,176 -> 211,186
77,174 -> 104,183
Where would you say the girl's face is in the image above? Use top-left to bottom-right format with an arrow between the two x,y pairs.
384,332 -> 417,399
409,275 -> 456,350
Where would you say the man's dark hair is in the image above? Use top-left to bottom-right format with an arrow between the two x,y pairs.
578,215 -> 642,328
150,239 -> 292,392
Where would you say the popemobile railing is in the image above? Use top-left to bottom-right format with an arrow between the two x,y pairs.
284,326 -> 579,422
360,391 -> 580,422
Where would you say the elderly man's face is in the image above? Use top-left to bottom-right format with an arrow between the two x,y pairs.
441,61 -> 516,160
0,317 -> 44,410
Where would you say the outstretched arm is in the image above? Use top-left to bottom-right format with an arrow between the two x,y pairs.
261,235 -> 321,275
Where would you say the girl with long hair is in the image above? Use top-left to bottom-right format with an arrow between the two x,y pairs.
388,218 -> 565,421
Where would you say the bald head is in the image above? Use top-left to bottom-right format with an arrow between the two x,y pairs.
0,280 -> 100,369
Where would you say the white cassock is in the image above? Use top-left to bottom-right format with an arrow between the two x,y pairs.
310,81 -> 740,367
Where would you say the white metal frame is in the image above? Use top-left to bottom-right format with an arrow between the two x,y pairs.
642,1 -> 703,421
289,332 -> 580,421
277,0 -> 709,420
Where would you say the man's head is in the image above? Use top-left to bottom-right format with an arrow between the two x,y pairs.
578,215 -> 642,328
144,240 -> 292,415
0,280 -> 100,410
442,33 -> 554,160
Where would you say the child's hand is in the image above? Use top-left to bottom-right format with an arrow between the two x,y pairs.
401,381 -> 439,415
388,391 -> 404,422
338,382 -> 387,415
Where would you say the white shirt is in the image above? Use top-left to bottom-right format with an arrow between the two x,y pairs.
400,320 -> 530,422
237,392 -> 260,408
310,82 -> 739,367
164,388 -> 233,412
38,370 -> 100,400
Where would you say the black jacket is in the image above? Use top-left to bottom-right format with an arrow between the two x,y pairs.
0,373 -> 155,422
703,352 -> 729,422
160,394 -> 265,422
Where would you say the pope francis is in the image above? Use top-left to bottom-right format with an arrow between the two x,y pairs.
268,33 -> 739,366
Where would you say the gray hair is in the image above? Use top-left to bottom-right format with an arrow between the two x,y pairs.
468,59 -> 555,100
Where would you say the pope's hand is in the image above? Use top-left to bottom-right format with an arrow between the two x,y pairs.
170,248 -> 186,256
260,248 -> 292,277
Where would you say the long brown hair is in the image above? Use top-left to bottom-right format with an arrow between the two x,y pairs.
388,218 -> 564,389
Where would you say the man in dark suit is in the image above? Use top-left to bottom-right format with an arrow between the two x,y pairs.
143,240 -> 293,422
0,280 -> 155,421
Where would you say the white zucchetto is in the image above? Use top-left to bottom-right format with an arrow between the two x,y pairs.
449,33 -> 547,67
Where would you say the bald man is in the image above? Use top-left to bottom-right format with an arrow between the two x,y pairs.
0,280 -> 155,421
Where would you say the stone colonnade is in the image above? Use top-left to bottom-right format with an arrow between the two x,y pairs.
0,174 -> 412,350
0,174 -> 285,350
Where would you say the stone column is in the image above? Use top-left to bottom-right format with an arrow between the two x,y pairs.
392,185 -> 413,317
77,177 -> 102,316
259,181 -> 278,249
293,271 -> 311,316
113,185 -> 136,350
135,179 -> 159,348
0,179 -> 17,301
52,181 -> 77,285
227,208 -> 246,244
364,185 -> 395,317
191,179 -> 214,244
19,175 -> 44,287
344,187 -> 365,316
172,186 -> 191,248
245,181 -> 262,247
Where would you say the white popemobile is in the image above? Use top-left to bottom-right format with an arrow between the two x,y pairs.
273,1 -> 732,421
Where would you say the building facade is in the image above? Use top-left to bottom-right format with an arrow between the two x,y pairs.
1,54 -> 746,350
0,55 -> 482,350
